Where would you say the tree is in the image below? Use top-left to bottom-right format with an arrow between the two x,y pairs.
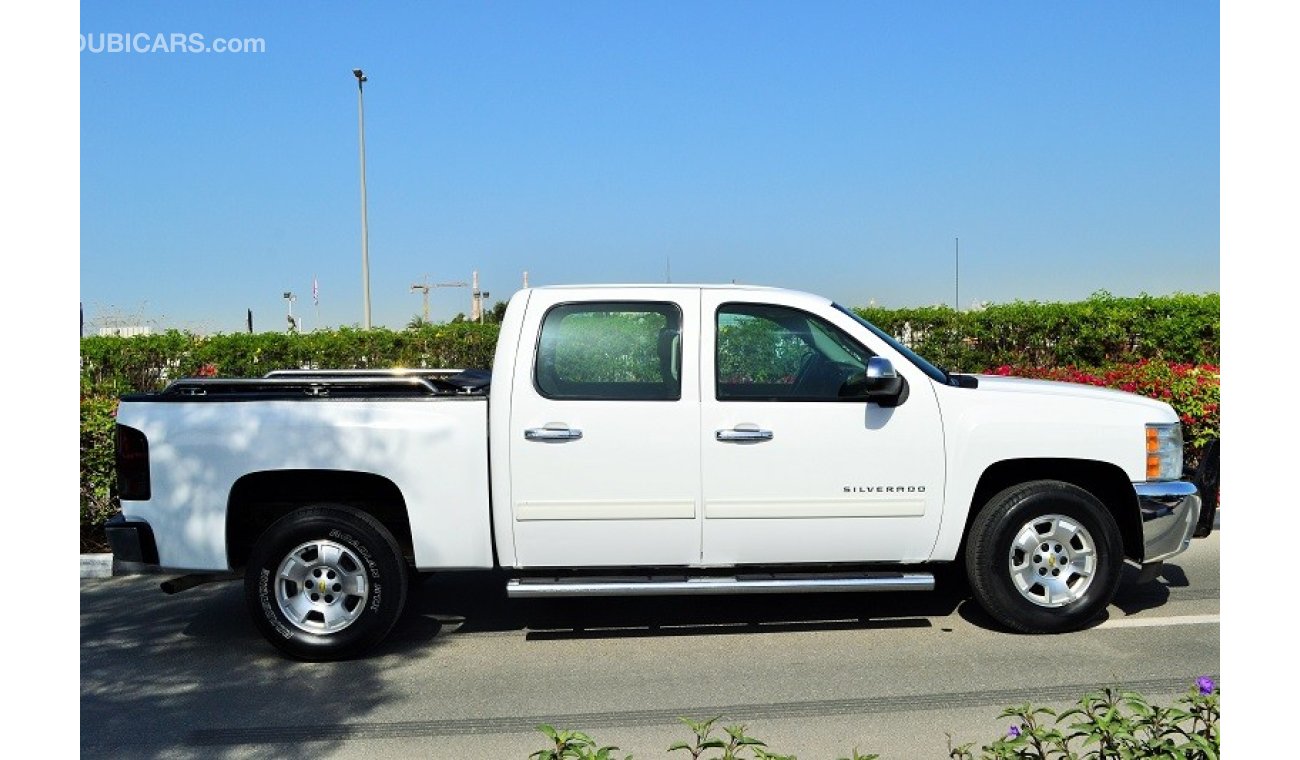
449,301 -> 507,324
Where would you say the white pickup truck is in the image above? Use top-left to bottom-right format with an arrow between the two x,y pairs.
109,284 -> 1209,660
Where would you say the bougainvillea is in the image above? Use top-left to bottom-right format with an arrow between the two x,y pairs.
985,360 -> 1219,470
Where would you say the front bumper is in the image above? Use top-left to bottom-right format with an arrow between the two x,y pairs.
105,513 -> 159,566
1135,480 -> 1202,563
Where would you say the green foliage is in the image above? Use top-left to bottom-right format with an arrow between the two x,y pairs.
80,323 -> 502,395
857,292 -> 1218,372
80,395 -> 119,552
531,724 -> 628,760
949,678 -> 1219,759
531,681 -> 1215,759
667,716 -> 788,760
78,293 -> 1218,396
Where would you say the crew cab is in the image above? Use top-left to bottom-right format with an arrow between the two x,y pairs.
108,284 -> 1210,659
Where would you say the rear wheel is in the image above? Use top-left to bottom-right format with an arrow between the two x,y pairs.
965,480 -> 1123,633
244,505 -> 408,660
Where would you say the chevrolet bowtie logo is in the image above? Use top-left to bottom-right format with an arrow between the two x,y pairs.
1048,556 -> 1056,568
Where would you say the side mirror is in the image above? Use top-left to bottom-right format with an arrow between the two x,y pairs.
840,357 -> 907,406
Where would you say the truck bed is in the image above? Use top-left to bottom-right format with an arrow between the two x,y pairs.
114,369 -> 494,572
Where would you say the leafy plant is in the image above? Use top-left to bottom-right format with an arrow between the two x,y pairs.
948,677 -> 1219,759
529,681 -> 1216,759
667,716 -> 788,760
531,724 -> 627,760
80,394 -> 119,552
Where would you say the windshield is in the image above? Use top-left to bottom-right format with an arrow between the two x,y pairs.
832,303 -> 950,384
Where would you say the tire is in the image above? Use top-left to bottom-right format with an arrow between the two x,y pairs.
244,505 -> 408,660
965,480 -> 1123,633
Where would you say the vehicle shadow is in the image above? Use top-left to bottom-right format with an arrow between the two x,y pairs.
1109,562 -> 1190,616
117,554 -> 1198,660
80,575 -> 454,758
396,567 -> 978,645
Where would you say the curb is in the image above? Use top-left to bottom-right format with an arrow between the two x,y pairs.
81,553 -> 114,579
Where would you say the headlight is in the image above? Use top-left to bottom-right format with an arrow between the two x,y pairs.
1145,423 -> 1183,481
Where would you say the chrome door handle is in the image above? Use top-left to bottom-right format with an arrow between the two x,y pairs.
525,427 -> 584,441
716,429 -> 774,442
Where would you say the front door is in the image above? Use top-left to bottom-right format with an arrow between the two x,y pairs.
699,293 -> 946,565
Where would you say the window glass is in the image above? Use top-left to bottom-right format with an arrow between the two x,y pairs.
716,303 -> 874,401
832,303 -> 949,384
536,302 -> 682,400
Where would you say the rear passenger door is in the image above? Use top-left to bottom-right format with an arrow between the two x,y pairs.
508,288 -> 703,567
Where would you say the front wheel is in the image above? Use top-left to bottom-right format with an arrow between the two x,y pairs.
244,505 -> 408,660
965,480 -> 1123,633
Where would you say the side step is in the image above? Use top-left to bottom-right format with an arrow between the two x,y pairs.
507,571 -> 934,598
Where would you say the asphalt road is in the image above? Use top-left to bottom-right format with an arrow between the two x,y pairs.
81,530 -> 1219,759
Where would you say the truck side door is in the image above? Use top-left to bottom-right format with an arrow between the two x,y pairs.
507,288 -> 703,567
699,291 -> 946,565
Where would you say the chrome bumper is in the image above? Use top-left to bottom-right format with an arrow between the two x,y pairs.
1135,480 -> 1202,564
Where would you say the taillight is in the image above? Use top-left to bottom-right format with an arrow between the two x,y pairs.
115,424 -> 151,500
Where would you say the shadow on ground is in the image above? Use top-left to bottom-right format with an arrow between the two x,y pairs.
82,554 -> 1197,757
80,576 -> 451,759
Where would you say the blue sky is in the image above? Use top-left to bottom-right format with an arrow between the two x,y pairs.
79,1 -> 1219,332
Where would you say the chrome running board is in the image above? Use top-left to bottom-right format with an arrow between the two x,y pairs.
507,572 -> 934,598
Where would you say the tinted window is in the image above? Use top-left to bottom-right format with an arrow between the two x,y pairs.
716,303 -> 873,401
536,302 -> 682,400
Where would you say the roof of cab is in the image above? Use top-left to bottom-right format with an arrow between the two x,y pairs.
529,283 -> 828,300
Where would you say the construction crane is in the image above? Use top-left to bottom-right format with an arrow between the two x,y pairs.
410,276 -> 468,322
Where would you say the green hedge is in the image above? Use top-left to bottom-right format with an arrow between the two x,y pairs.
855,291 -> 1218,372
79,292 -> 1217,397
80,395 -> 118,552
80,323 -> 502,396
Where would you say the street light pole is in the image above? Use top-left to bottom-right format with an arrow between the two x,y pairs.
283,291 -> 297,333
354,68 -> 372,329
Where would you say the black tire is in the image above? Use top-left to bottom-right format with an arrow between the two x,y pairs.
244,505 -> 408,660
965,480 -> 1123,633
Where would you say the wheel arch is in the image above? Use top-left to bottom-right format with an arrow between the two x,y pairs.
964,458 -> 1141,562
226,469 -> 413,570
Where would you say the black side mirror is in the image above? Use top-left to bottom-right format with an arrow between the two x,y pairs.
840,357 -> 907,406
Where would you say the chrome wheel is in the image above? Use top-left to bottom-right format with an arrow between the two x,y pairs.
1007,514 -> 1097,608
274,539 -> 370,634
